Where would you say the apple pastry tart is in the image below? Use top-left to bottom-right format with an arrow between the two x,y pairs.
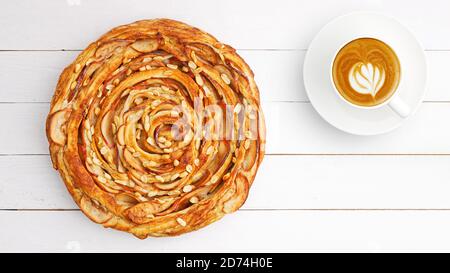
46,19 -> 265,238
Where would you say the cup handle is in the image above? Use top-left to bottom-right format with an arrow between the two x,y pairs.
388,95 -> 410,118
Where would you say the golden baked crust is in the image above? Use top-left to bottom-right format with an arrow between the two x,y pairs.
45,19 -> 265,238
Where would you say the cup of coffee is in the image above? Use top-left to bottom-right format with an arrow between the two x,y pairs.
331,37 -> 410,117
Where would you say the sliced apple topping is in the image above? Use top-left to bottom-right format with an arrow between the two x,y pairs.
48,109 -> 71,146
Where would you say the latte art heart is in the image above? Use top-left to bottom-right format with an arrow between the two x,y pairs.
332,38 -> 401,107
349,62 -> 386,97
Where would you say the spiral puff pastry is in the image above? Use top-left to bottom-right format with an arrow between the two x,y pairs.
46,19 -> 265,238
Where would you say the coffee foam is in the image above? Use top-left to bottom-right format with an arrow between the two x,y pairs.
332,38 -> 401,107
348,62 -> 386,97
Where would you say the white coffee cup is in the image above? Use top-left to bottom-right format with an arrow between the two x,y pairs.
329,37 -> 410,118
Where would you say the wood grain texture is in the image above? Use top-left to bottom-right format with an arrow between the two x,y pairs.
3,210 -> 450,252
1,0 -> 450,50
2,155 -> 450,210
1,51 -> 450,103
1,103 -> 450,155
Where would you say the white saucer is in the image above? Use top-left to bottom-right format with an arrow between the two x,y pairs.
303,12 -> 428,135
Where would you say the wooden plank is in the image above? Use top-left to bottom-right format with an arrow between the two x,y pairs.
246,155 -> 450,210
263,102 -> 450,154
426,51 -> 450,101
0,103 -> 49,155
0,51 -> 78,102
1,102 -> 450,155
2,155 -> 450,210
1,50 -> 449,102
1,0 -> 450,50
0,156 -> 74,209
2,210 -> 450,252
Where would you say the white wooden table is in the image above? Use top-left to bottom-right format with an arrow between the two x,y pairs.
1,0 -> 450,253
